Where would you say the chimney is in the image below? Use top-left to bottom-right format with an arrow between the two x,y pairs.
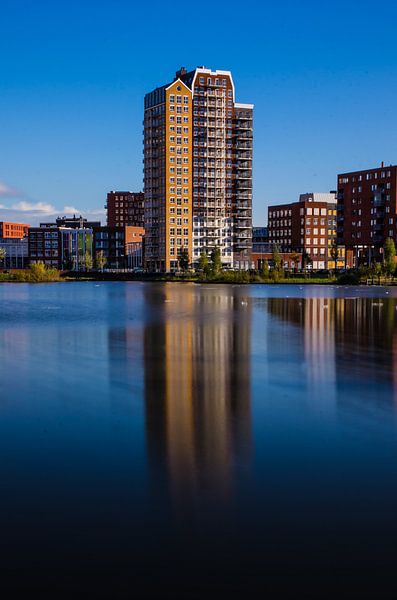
381,161 -> 384,168
175,67 -> 187,79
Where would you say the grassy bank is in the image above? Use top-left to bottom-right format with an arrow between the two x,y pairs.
0,263 -> 61,283
2,266 -> 395,286
65,270 -> 339,285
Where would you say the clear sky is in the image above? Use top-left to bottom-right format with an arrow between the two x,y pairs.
1,0 -> 397,226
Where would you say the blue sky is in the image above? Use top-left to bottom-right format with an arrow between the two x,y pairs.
1,0 -> 397,225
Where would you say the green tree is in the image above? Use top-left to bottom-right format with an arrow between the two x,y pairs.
272,244 -> 282,272
290,252 -> 301,272
0,248 -> 6,267
383,238 -> 396,277
302,251 -> 312,271
198,251 -> 208,272
84,251 -> 93,271
28,261 -> 60,282
330,240 -> 339,264
62,249 -> 73,271
96,250 -> 107,271
260,259 -> 270,279
210,246 -> 222,275
178,247 -> 189,272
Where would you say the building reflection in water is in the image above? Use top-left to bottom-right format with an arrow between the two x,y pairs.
267,295 -> 397,412
143,284 -> 252,511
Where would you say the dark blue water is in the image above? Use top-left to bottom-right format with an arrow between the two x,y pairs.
1,282 -> 397,598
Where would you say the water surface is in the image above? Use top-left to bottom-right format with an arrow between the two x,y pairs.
1,282 -> 397,598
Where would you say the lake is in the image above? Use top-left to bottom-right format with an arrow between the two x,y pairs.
1,282 -> 397,598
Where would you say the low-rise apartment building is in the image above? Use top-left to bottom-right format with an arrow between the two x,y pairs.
0,221 -> 29,239
28,224 -> 94,270
93,226 -> 144,269
0,221 -> 29,268
268,192 -> 344,270
337,163 -> 397,266
0,237 -> 29,268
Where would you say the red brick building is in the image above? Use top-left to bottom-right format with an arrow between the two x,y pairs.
93,225 -> 144,269
106,191 -> 144,228
0,221 -> 29,239
337,164 -> 397,266
268,193 -> 344,270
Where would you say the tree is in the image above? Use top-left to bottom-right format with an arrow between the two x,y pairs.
29,261 -> 48,282
290,252 -> 301,272
0,248 -> 6,267
96,250 -> 107,271
210,246 -> 222,275
260,259 -> 270,279
198,251 -> 208,272
383,238 -> 396,277
84,252 -> 93,271
178,247 -> 189,272
330,240 -> 339,265
272,244 -> 282,271
302,251 -> 312,271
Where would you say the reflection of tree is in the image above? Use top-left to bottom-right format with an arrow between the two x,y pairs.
143,285 -> 252,511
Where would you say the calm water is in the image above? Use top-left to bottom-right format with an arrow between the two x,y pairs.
1,282 -> 397,598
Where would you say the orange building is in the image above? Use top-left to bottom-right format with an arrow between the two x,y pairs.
144,77 -> 193,272
0,221 -> 29,239
144,66 -> 253,273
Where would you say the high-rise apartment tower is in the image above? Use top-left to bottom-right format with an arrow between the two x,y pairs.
144,66 -> 253,272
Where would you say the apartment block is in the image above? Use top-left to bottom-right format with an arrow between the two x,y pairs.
106,191 -> 144,228
0,237 -> 28,268
28,225 -> 60,268
337,164 -> 397,265
28,224 -> 94,270
268,193 -> 344,270
59,228 -> 93,270
0,221 -> 29,239
143,66 -> 253,272
93,225 -> 143,269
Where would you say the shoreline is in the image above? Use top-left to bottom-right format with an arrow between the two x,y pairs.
0,272 -> 394,286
